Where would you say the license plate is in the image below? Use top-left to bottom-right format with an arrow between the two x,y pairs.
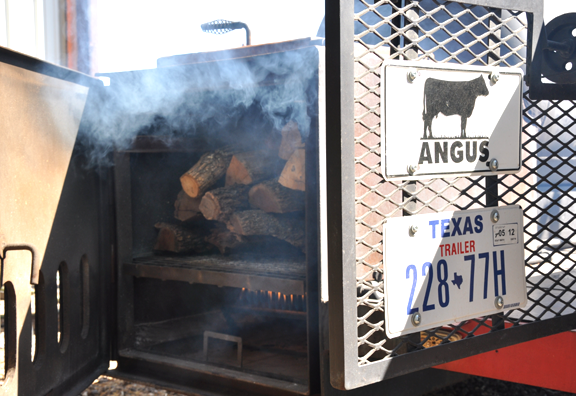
381,60 -> 523,181
383,206 -> 527,338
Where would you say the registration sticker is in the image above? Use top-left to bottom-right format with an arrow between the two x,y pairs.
493,223 -> 519,246
383,205 -> 527,338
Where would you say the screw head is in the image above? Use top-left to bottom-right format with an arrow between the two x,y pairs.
490,72 -> 500,84
407,70 -> 418,81
489,158 -> 499,171
491,210 -> 500,223
407,164 -> 417,175
411,312 -> 422,326
410,225 -> 419,235
495,296 -> 504,309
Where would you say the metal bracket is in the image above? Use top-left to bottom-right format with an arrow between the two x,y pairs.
449,0 -> 575,100
203,331 -> 243,368
530,12 -> 576,100
1,244 -> 39,286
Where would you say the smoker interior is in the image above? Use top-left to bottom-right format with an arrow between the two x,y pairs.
116,150 -> 310,390
104,43 -> 321,393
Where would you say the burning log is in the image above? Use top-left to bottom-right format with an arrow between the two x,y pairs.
278,121 -> 304,160
249,179 -> 304,213
174,190 -> 203,222
199,184 -> 251,223
228,210 -> 305,250
278,148 -> 305,191
180,147 -> 238,198
225,151 -> 277,187
154,222 -> 214,254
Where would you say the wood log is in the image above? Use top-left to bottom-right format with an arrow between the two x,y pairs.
278,121 -> 304,160
278,148 -> 305,191
249,179 -> 304,213
174,190 -> 203,222
228,210 -> 305,250
154,222 -> 214,254
180,147 -> 238,198
225,151 -> 277,187
205,229 -> 247,255
199,184 -> 251,223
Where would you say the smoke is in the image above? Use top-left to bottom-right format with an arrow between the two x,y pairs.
77,43 -> 321,167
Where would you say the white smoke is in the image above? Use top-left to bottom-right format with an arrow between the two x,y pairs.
78,43 -> 321,167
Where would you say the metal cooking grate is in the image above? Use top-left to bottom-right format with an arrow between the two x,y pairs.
354,0 -> 576,365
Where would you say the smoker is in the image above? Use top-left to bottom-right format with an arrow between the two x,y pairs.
0,38 -> 330,396
104,38 -> 324,396
2,0 -> 576,395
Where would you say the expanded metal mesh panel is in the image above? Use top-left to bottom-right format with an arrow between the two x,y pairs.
354,0 -> 576,365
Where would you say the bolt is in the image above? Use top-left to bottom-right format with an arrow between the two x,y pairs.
489,158 -> 499,171
407,70 -> 418,82
407,164 -> 417,175
495,296 -> 504,309
411,312 -> 422,326
410,225 -> 419,235
490,72 -> 500,84
491,209 -> 500,223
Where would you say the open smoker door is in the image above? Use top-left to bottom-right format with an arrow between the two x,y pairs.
0,47 -> 111,395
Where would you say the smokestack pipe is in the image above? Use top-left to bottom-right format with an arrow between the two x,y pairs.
201,19 -> 251,46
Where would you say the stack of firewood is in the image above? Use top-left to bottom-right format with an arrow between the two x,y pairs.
154,121 -> 306,255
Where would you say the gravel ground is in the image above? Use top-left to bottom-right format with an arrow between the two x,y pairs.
80,376 -> 187,396
81,375 -> 576,395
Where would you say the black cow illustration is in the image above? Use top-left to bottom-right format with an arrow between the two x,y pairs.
422,75 -> 489,139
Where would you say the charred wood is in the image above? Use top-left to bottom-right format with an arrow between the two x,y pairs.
225,151 -> 278,187
154,222 -> 214,254
174,190 -> 203,222
180,147 -> 239,198
249,179 -> 304,213
205,228 -> 248,255
199,184 -> 251,223
228,210 -> 305,250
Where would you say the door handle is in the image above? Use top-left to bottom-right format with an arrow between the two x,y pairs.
1,244 -> 39,285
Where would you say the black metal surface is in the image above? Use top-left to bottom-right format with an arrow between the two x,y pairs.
305,86 -> 322,395
321,352 -> 471,396
117,350 -> 310,396
124,255 -> 306,295
19,154 -> 110,395
529,11 -> 576,99
0,43 -> 110,394
325,0 -> 356,389
540,13 -> 576,84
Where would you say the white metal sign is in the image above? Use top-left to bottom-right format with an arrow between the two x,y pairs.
383,206 -> 527,338
381,60 -> 523,181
